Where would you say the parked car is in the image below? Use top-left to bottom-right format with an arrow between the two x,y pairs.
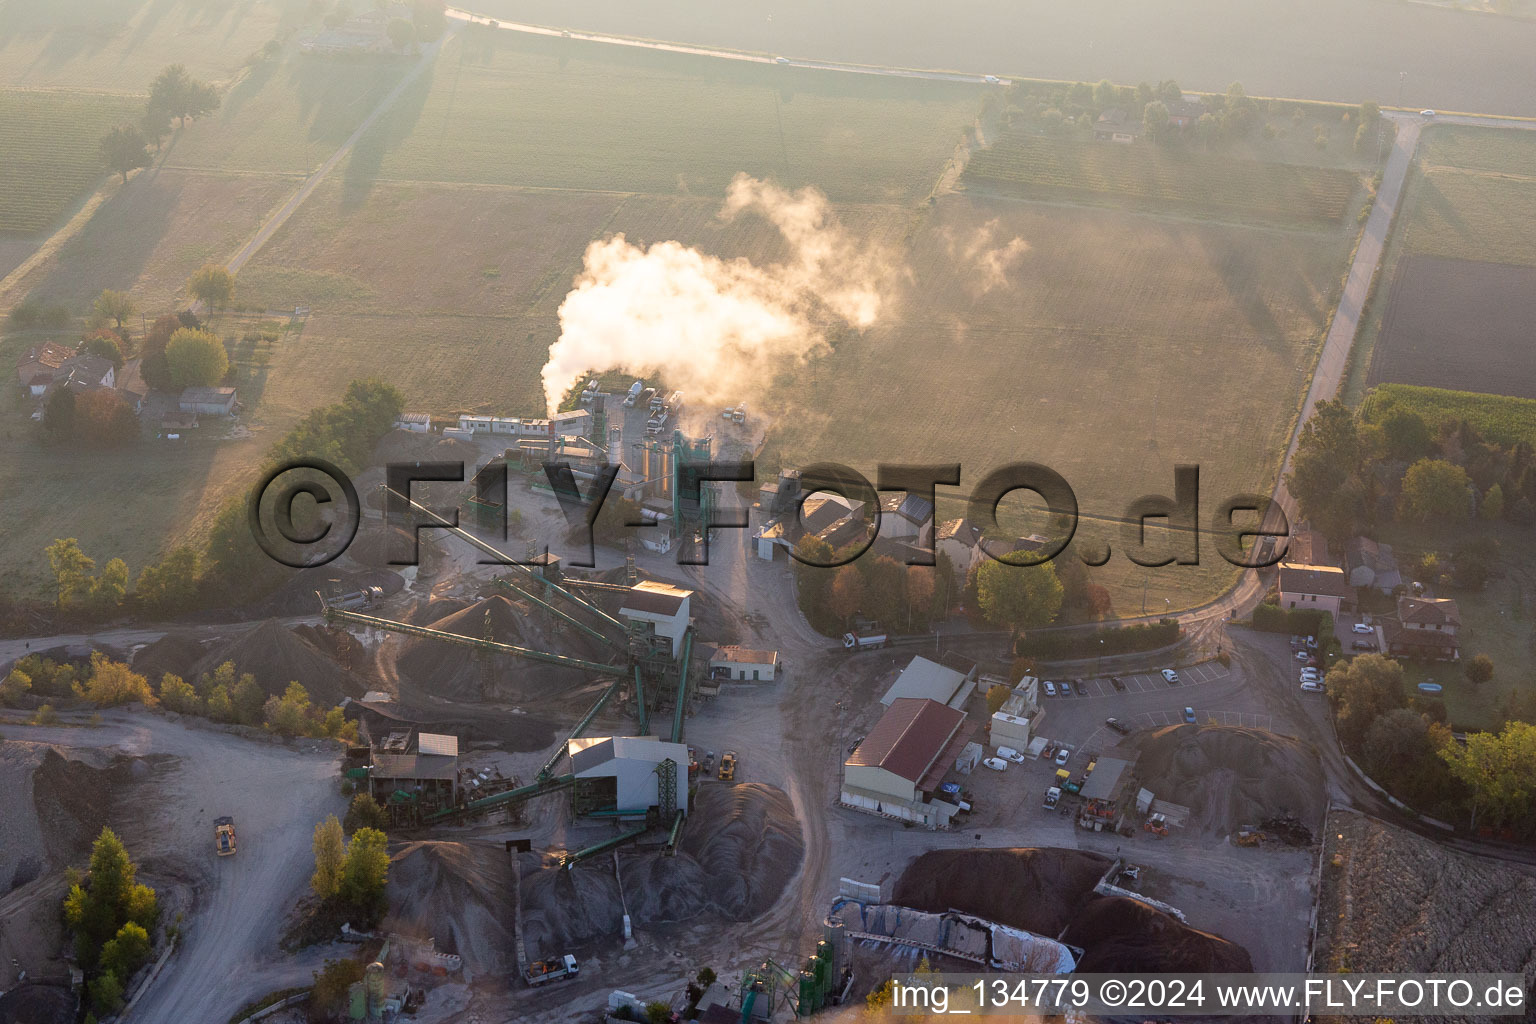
1352,623 -> 1374,634
701,751 -> 715,775
1289,635 -> 1307,647
1043,680 -> 1057,697
982,756 -> 1008,772
1161,668 -> 1179,684
1295,649 -> 1312,661
1305,635 -> 1318,648
996,746 -> 1026,764
1351,639 -> 1376,651
1054,747 -> 1071,766
1300,681 -> 1325,693
1110,676 -> 1125,692
1073,680 -> 1088,696
1105,717 -> 1131,735
1183,706 -> 1197,724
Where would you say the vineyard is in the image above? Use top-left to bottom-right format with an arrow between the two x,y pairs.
0,89 -> 144,234
964,132 -> 1359,225
1361,383 -> 1536,449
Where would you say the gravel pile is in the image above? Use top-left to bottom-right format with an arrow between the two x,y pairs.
1132,724 -> 1326,833
893,848 -> 1113,937
0,744 -> 115,894
1064,894 -> 1254,973
190,619 -> 367,706
386,840 -> 515,973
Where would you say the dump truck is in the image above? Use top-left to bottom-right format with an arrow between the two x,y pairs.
842,630 -> 887,650
524,955 -> 579,987
718,751 -> 737,782
214,816 -> 237,857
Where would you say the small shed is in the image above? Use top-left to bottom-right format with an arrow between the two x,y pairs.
954,740 -> 983,774
179,386 -> 238,416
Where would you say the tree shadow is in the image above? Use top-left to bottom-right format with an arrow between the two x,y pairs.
338,57 -> 435,209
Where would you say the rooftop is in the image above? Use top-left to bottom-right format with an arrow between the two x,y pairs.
620,580 -> 691,617
846,698 -> 965,784
1399,595 -> 1461,627
709,645 -> 778,665
1277,562 -> 1352,599
881,655 -> 973,708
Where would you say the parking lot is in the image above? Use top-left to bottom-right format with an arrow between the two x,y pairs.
1040,660 -> 1233,700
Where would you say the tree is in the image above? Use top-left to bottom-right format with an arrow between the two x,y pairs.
1360,99 -> 1381,124
79,329 -> 126,370
338,827 -> 390,922
142,102 -> 173,152
1401,458 -> 1472,521
0,668 -> 31,706
386,17 -> 415,50
1287,401 -> 1363,539
264,680 -> 317,736
135,546 -> 202,614
148,65 -> 219,126
975,558 -> 1064,631
206,683 -> 234,722
1377,407 -> 1433,462
72,389 -> 139,448
63,827 -> 155,971
1093,78 -> 1117,108
1142,100 -> 1170,139
88,972 -> 124,1015
1454,536 -> 1499,589
645,1002 -> 675,1024
231,672 -> 267,726
140,314 -> 180,391
99,921 -> 151,979
1439,721 -> 1536,832
905,565 -> 935,630
78,653 -> 156,707
343,792 -> 389,834
100,125 -> 149,183
986,684 -> 1011,715
157,673 -> 201,715
311,958 -> 366,1020
89,558 -> 130,611
1481,484 -> 1505,521
165,327 -> 228,387
312,816 -> 346,899
1328,653 -> 1407,750
1361,707 -> 1432,780
827,565 -> 865,624
187,265 -> 235,317
1465,653 -> 1494,685
46,538 -> 96,609
44,386 -> 77,438
1157,79 -> 1182,104
90,290 -> 138,332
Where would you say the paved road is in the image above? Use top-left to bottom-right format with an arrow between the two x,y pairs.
445,8 -> 1011,87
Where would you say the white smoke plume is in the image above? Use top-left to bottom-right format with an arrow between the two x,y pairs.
944,218 -> 1030,294
541,174 -> 896,415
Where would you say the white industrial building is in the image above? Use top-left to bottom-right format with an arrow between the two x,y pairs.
619,581 -> 692,657
706,645 -> 778,681
990,676 -> 1042,751
568,736 -> 689,816
880,654 -> 977,709
841,698 -> 973,829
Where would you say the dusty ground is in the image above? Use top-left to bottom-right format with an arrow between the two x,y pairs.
0,708 -> 347,1023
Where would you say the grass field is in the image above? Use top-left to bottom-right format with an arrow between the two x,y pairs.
0,0 -> 294,92
359,29 -> 984,203
964,131 -> 1361,225
0,89 -> 146,233
1346,125 -> 1536,403
1361,384 -> 1536,448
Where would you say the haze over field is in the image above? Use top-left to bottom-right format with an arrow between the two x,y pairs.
482,0 -> 1536,116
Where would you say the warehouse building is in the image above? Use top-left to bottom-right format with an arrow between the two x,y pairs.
706,645 -> 779,681
368,731 -> 460,812
879,654 -> 976,709
619,581 -> 692,657
569,736 -> 690,817
841,698 -> 973,829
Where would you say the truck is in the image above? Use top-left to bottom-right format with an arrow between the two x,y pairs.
646,412 -> 669,435
523,955 -> 579,987
731,403 -> 747,424
1043,787 -> 1061,810
214,816 -> 237,856
842,630 -> 887,650
718,751 -> 737,781
623,380 -> 644,407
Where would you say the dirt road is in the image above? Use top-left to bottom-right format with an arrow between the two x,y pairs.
0,710 -> 346,1023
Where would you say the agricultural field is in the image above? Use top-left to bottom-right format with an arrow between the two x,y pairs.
0,89 -> 146,234
1347,125 -> 1536,402
362,28 -> 985,203
1367,256 -> 1536,400
1360,384 -> 1536,450
963,131 -> 1361,226
0,0 -> 294,92
9,168 -> 296,312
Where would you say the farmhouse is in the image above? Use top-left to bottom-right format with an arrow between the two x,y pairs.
935,518 -> 982,574
841,698 -> 973,829
179,386 -> 238,417
1164,98 -> 1208,128
1092,108 -> 1143,143
15,341 -> 74,395
1384,595 -> 1460,661
1277,562 -> 1353,615
877,492 -> 936,541
1346,536 -> 1403,595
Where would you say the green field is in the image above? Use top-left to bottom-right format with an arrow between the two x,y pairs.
1361,384 -> 1536,448
964,131 -> 1361,225
1345,125 -> 1536,402
0,89 -> 146,233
